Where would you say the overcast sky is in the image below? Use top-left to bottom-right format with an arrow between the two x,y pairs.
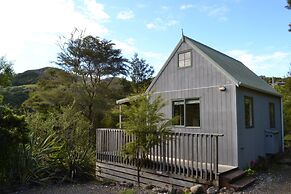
0,0 -> 290,77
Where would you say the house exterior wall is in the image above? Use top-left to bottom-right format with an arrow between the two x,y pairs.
149,41 -> 238,166
236,87 -> 282,168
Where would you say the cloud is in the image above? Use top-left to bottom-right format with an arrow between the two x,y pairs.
117,10 -> 135,20
146,18 -> 178,30
227,49 -> 291,76
194,4 -> 229,21
0,0 -> 110,73
180,4 -> 193,10
83,0 -> 110,21
113,38 -> 137,55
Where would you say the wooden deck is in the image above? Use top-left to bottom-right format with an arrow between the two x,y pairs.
96,128 -> 236,187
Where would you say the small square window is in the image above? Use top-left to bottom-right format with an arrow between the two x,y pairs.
178,51 -> 191,67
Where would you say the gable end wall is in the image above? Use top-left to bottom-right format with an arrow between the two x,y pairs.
149,41 -> 238,166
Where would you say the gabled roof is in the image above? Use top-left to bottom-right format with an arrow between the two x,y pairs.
147,36 -> 281,97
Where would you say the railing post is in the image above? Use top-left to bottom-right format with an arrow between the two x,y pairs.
215,135 -> 219,181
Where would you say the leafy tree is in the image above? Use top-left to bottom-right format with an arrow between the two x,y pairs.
0,56 -> 15,87
55,29 -> 128,139
23,68 -> 76,112
275,66 -> 291,136
121,94 -> 172,185
129,53 -> 154,93
0,105 -> 29,187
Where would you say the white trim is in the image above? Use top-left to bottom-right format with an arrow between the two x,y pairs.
281,97 -> 284,152
152,84 -> 234,95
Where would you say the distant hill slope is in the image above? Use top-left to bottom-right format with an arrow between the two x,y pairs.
12,67 -> 62,86
0,67 -> 65,107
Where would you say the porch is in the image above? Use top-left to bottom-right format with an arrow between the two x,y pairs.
96,128 -> 236,188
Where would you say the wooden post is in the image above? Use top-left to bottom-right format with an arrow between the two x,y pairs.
210,135 -> 213,181
215,136 -> 218,180
119,105 -> 122,129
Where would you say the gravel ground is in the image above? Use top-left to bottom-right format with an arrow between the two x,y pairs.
12,181 -> 151,194
11,151 -> 291,194
235,164 -> 291,194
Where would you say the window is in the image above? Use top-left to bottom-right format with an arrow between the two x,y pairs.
172,99 -> 200,127
178,51 -> 191,67
244,96 -> 254,128
269,103 -> 275,128
173,101 -> 184,126
186,99 -> 200,127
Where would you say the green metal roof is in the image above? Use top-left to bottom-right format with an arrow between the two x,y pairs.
186,36 -> 281,97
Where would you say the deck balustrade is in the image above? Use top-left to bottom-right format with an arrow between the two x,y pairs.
96,128 -> 224,186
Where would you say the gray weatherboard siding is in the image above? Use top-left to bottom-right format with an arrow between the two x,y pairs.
236,87 -> 282,168
149,41 -> 239,167
147,37 -> 283,169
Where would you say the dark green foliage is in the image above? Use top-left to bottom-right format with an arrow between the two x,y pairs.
55,29 -> 128,142
0,105 -> 29,187
26,105 -> 94,183
0,56 -> 15,87
275,69 -> 291,136
0,86 -> 31,108
129,53 -> 154,93
122,94 -> 172,185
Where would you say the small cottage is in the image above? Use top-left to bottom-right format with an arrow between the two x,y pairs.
145,35 -> 284,168
96,35 -> 284,188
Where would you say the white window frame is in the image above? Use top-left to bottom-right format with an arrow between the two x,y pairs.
178,51 -> 192,68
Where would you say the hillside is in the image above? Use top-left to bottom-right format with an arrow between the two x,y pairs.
12,67 -> 60,86
0,67 -> 64,107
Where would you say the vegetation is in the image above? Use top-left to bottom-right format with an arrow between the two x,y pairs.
0,31 -> 154,190
0,56 -> 14,87
55,29 -> 128,141
121,94 -> 172,185
274,67 -> 291,136
129,53 -> 154,93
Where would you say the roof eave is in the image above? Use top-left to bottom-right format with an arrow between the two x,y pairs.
238,83 -> 282,97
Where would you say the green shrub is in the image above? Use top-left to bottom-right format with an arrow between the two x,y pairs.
26,104 -> 94,183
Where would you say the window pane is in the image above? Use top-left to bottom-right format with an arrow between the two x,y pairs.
173,101 -> 184,125
184,59 -> 191,67
269,103 -> 275,128
186,100 -> 200,127
244,97 -> 253,128
185,52 -> 191,59
178,53 -> 184,60
179,60 -> 185,67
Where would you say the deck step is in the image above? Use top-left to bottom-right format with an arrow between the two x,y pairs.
221,169 -> 245,183
220,168 -> 244,187
229,176 -> 256,191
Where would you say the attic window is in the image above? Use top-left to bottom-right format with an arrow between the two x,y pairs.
178,51 -> 191,67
